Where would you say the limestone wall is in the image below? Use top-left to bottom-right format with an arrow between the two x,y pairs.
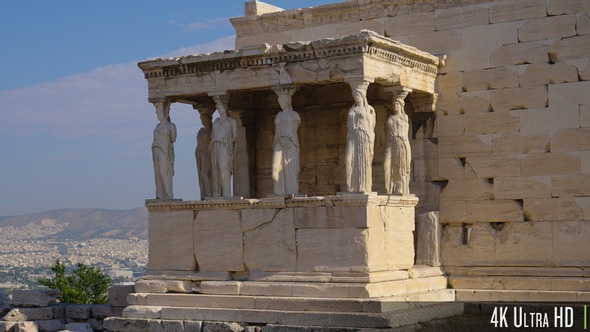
147,196 -> 416,276
232,0 -> 590,274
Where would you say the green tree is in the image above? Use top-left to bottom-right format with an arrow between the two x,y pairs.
38,260 -> 111,304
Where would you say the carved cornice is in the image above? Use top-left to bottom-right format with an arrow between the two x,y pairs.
145,194 -> 418,212
137,30 -> 440,81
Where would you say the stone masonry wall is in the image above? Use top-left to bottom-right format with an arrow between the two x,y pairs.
233,0 -> 590,272
0,288 -> 129,332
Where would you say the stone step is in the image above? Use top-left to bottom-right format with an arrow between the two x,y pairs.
456,289 -> 590,302
450,276 -> 590,292
127,289 -> 456,313
118,302 -> 463,329
158,276 -> 449,298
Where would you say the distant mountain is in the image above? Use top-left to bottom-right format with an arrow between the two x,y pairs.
0,208 -> 148,239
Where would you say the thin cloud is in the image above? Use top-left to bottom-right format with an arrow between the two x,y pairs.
168,17 -> 231,32
0,36 -> 235,141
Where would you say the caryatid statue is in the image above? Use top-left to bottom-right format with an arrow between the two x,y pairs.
209,95 -> 237,197
345,80 -> 376,193
272,85 -> 301,195
151,100 -> 177,200
384,88 -> 412,195
195,105 -> 214,200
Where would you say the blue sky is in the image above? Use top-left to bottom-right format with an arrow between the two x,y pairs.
0,0 -> 338,216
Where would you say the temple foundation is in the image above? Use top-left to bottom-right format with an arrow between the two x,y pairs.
103,195 -> 462,330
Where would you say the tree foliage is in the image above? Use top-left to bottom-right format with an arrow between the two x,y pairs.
38,260 -> 111,304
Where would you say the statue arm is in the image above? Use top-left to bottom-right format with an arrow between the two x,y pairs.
170,123 -> 177,143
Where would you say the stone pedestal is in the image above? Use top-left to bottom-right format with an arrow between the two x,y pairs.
108,195 -> 461,330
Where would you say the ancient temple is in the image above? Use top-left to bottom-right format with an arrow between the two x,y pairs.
105,0 -> 590,330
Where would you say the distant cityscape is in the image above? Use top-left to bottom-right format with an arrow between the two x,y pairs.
0,221 -> 147,289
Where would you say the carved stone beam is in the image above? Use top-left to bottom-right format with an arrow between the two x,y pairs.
383,86 -> 412,106
408,93 -> 439,113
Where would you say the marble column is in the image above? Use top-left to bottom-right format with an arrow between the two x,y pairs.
209,94 -> 237,198
383,86 -> 412,195
151,100 -> 176,200
344,78 -> 376,193
271,85 -> 300,195
194,104 -> 215,200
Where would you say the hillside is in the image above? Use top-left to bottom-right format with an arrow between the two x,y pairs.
0,208 -> 148,240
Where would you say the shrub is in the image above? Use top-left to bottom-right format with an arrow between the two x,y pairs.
38,260 -> 111,304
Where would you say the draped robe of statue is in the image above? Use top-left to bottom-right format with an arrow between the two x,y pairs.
384,99 -> 411,195
345,83 -> 376,193
272,95 -> 301,195
210,104 -> 237,197
152,103 -> 177,199
195,114 -> 213,199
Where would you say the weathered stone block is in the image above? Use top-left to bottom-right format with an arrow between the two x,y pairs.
462,67 -> 518,92
464,111 -> 520,135
492,131 -> 550,155
409,30 -> 462,54
549,81 -> 590,108
437,91 -> 490,115
466,200 -> 524,222
548,35 -> 590,61
64,322 -> 93,332
581,105 -> 590,128
439,179 -> 494,202
103,317 -> 151,332
37,319 -> 65,332
14,322 -> 38,332
123,306 -> 162,319
519,106 -> 579,133
524,198 -> 583,221
162,320 -> 183,332
415,211 -> 441,267
577,12 -> 590,35
489,0 -> 547,23
435,5 -> 489,31
439,201 -> 466,223
521,153 -> 580,176
10,290 -> 59,308
384,12 -> 435,36
439,49 -> 491,73
65,305 -> 92,319
553,221 -> 590,266
491,41 -> 548,66
194,210 -> 244,272
203,322 -> 245,332
148,211 -> 196,271
294,206 -> 371,229
441,224 -> 495,266
494,176 -> 551,199
244,208 -> 296,272
200,281 -> 241,295
185,321 -> 203,332
462,22 -> 518,52
3,307 -> 53,322
134,280 -> 197,294
436,71 -> 462,96
438,135 -> 492,159
518,15 -> 576,42
519,61 -> 579,87
465,155 -> 521,178
437,158 -> 468,180
552,175 -> 590,197
379,205 -> 415,232
547,0 -> 590,15
491,86 -> 547,111
296,228 -> 369,272
385,231 -> 414,270
550,128 -> 590,153
108,285 -> 134,307
149,320 -> 163,332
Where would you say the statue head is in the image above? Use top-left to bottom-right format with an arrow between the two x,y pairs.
350,80 -> 370,106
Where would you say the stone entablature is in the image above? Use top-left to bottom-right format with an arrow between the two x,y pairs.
145,194 -> 418,212
137,30 -> 441,102
231,0 -> 494,40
